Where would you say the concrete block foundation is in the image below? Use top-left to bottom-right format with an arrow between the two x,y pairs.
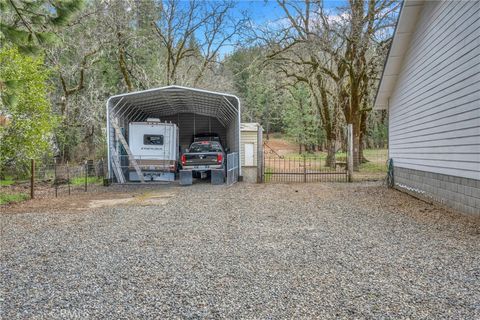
394,166 -> 479,216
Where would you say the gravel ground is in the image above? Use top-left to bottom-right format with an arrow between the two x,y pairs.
1,182 -> 479,319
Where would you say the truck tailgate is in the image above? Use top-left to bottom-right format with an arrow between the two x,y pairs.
184,153 -> 219,166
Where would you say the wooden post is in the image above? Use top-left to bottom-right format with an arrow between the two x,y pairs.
67,161 -> 71,195
54,160 -> 58,198
30,159 -> 35,199
303,154 -> 307,183
257,125 -> 263,183
84,162 -> 88,192
347,124 -> 353,182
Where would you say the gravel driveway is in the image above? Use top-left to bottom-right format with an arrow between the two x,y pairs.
1,182 -> 479,319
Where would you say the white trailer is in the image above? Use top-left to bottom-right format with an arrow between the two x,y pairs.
128,120 -> 179,181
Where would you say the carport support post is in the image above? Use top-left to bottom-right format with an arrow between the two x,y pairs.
347,124 -> 353,182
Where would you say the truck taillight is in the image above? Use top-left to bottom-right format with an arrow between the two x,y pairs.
181,154 -> 186,166
217,153 -> 223,164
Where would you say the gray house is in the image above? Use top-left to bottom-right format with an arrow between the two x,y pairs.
375,0 -> 480,215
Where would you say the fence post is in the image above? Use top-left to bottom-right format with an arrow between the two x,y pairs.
67,161 -> 71,195
54,160 -> 58,197
84,161 -> 88,192
30,159 -> 35,199
347,124 -> 353,182
257,125 -> 263,183
303,154 -> 307,183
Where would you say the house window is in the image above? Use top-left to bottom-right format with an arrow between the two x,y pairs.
144,135 -> 164,145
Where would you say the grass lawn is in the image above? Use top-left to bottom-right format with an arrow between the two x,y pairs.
0,177 -> 15,186
362,148 -> 388,158
284,149 -> 386,162
278,149 -> 387,177
0,192 -> 29,205
264,168 -> 273,183
69,176 -> 103,186
359,161 -> 387,173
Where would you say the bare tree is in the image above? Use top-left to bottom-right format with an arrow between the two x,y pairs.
152,0 -> 247,86
263,0 -> 398,169
318,0 -> 398,168
261,0 -> 342,165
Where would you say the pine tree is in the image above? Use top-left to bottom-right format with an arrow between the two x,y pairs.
0,0 -> 84,55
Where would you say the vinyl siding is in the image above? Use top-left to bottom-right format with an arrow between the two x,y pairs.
240,131 -> 258,167
389,0 -> 480,180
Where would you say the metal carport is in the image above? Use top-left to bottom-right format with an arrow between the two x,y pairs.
106,85 -> 241,182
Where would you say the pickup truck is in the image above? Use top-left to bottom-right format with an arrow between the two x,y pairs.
181,140 -> 226,179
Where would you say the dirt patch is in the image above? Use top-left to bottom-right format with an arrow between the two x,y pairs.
130,191 -> 177,206
353,171 -> 386,181
88,198 -> 134,208
1,185 -> 179,214
1,192 -> 132,213
264,138 -> 299,156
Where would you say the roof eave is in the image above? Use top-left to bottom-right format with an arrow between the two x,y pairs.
374,0 -> 425,110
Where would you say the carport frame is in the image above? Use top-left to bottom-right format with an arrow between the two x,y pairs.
106,85 -> 242,182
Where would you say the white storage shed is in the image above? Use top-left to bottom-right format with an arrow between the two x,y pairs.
240,123 -> 263,183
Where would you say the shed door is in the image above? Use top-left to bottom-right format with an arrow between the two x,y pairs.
245,143 -> 254,166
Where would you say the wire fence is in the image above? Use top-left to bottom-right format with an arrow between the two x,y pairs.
1,159 -> 108,200
353,148 -> 389,176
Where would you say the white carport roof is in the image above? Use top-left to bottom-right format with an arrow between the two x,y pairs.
374,0 -> 425,110
107,85 -> 240,126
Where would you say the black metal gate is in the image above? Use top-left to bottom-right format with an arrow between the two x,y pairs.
262,143 -> 348,183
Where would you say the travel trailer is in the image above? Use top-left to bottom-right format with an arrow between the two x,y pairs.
128,119 -> 179,181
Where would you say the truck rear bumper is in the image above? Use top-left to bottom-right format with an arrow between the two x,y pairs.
183,164 -> 223,172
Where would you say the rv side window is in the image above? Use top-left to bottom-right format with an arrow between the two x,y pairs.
144,135 -> 164,145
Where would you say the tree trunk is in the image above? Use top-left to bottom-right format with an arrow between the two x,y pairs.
358,110 -> 369,163
352,119 -> 361,171
86,125 -> 96,159
325,139 -> 336,168
118,47 -> 133,92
